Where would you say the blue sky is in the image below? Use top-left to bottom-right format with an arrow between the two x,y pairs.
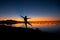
0,0 -> 60,18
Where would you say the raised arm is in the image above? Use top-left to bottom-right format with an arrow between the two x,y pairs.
21,16 -> 24,18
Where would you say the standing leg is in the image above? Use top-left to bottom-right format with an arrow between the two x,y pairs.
25,22 -> 27,28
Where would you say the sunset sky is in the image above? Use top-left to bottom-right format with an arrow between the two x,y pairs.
0,0 -> 60,21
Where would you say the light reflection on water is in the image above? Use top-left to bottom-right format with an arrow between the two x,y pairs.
11,23 -> 60,28
11,23 -> 60,32
1,23 -> 60,32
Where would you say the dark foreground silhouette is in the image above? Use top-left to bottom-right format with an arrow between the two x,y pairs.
0,25 -> 60,36
0,25 -> 42,32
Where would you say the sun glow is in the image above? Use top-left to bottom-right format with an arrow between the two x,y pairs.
0,16 -> 60,21
0,16 -> 60,27
28,17 -> 60,21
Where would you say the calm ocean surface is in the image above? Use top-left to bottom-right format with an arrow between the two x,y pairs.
9,22 -> 60,33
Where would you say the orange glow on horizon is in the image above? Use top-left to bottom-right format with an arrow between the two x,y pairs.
0,17 -> 23,21
28,17 -> 60,21
0,16 -> 60,21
